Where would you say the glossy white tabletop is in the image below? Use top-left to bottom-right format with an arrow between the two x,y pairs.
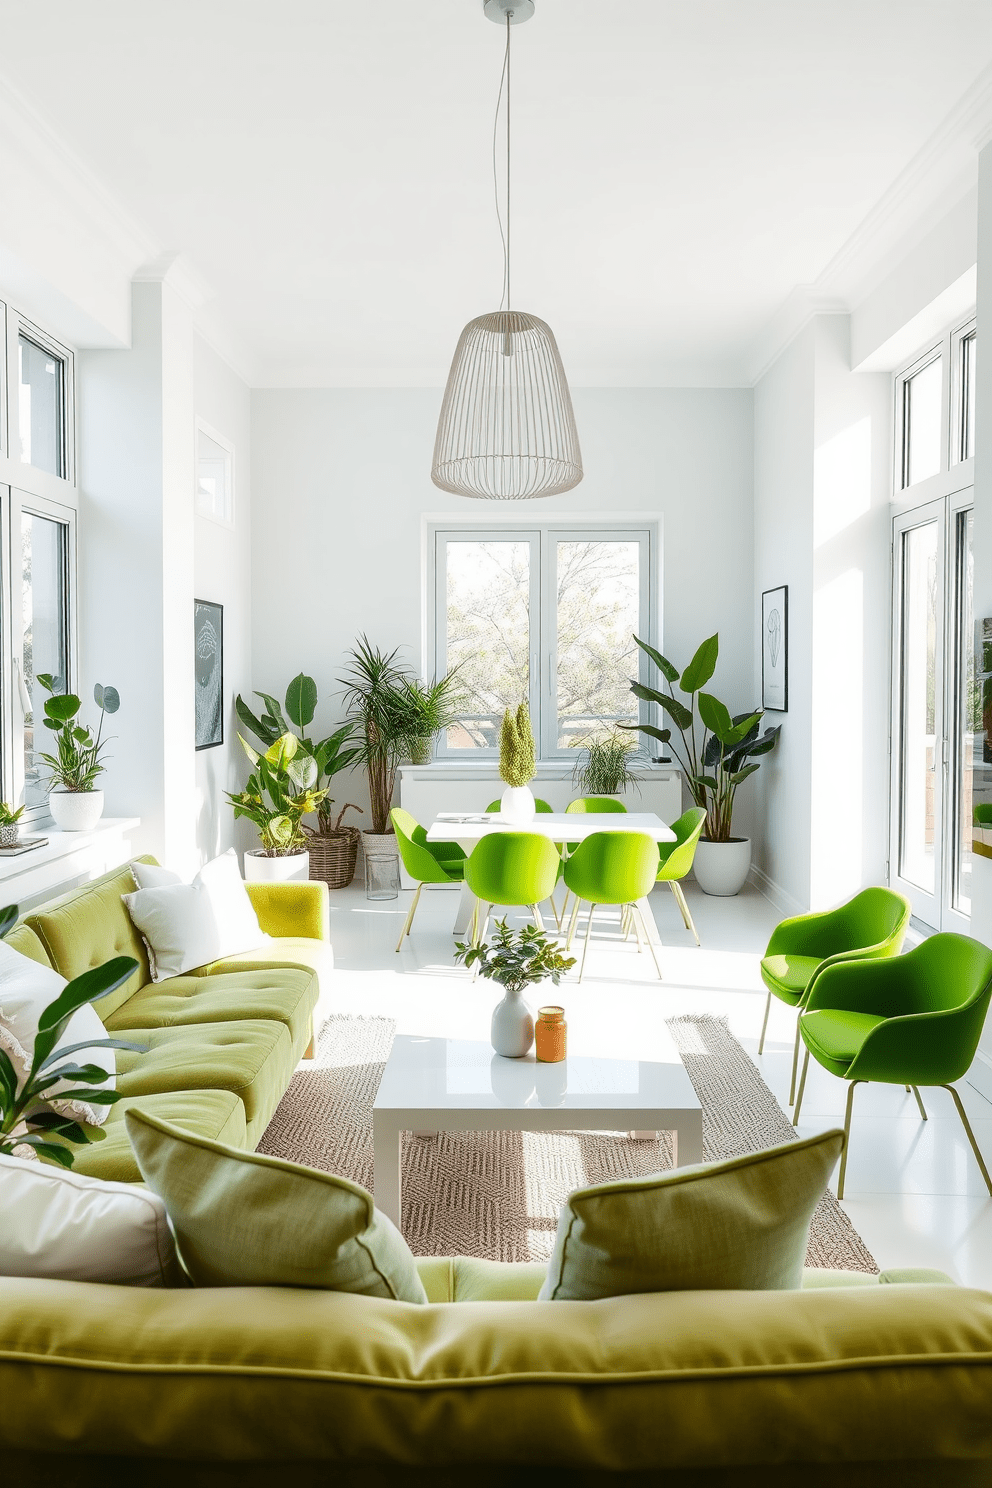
425,811 -> 676,844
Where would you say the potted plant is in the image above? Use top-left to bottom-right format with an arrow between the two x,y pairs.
454,918 -> 575,1058
235,674 -> 364,888
499,703 -> 537,822
338,637 -> 418,886
227,732 -> 327,882
0,903 -> 142,1166
626,634 -> 780,897
36,677 -> 120,832
571,729 -> 639,800
0,802 -> 25,849
398,669 -> 465,764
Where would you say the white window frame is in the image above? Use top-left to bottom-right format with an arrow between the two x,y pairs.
427,518 -> 660,761
195,416 -> 236,529
0,297 -> 78,818
892,314 -> 975,509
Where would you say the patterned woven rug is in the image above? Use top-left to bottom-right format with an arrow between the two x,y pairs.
258,1012 -> 877,1272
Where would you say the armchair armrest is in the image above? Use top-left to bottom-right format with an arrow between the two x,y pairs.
245,881 -> 329,941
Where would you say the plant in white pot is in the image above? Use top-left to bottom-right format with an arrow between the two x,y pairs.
625,634 -> 781,897
454,919 -> 575,1058
397,668 -> 465,765
227,732 -> 327,882
37,676 -> 120,832
499,703 -> 537,823
571,730 -> 639,801
338,637 -> 418,891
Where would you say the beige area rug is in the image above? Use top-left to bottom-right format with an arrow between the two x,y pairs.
258,1012 -> 878,1272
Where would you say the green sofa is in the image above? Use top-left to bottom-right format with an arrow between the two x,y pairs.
1,1262 -> 990,1484
5,857 -> 328,1182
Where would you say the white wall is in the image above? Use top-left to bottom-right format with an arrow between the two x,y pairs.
249,386 -> 756,837
193,335 -> 253,862
971,144 -> 992,954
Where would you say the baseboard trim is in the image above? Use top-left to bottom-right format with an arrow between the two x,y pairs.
748,864 -> 805,918
966,1051 -> 992,1108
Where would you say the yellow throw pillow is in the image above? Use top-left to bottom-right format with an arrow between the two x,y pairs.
539,1130 -> 844,1301
125,1109 -> 427,1303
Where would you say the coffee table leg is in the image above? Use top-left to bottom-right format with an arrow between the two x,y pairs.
673,1115 -> 704,1167
373,1113 -> 402,1226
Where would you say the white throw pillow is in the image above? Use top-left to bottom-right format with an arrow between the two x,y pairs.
0,940 -> 115,1126
130,859 -> 183,890
0,1151 -> 184,1286
122,849 -> 264,982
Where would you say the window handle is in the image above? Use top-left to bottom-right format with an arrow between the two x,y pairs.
12,659 -> 31,716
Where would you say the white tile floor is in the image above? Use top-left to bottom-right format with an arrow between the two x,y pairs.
322,876 -> 992,1287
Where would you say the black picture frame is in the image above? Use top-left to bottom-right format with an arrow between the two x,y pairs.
761,585 -> 788,713
194,599 -> 224,750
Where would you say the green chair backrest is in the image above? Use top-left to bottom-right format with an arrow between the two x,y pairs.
566,797 -> 628,814
389,808 -> 459,885
486,798 -> 553,814
562,832 -> 660,906
465,832 -> 562,907
657,807 -> 707,882
766,885 -> 911,962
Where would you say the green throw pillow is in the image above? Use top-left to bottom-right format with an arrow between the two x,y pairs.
125,1108 -> 428,1303
539,1129 -> 844,1301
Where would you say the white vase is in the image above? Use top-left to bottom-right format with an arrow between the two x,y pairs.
491,986 -> 535,1058
693,837 -> 751,897
500,784 -> 536,823
49,789 -> 104,832
243,849 -> 310,883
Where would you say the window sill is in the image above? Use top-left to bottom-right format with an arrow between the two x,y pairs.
399,761 -> 680,779
0,816 -> 140,909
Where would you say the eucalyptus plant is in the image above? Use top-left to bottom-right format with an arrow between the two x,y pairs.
625,633 -> 781,842
227,732 -> 327,855
235,673 -> 361,834
0,903 -> 142,1168
36,677 -> 120,792
454,919 -> 575,993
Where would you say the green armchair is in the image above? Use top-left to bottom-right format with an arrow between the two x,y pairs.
759,887 -> 911,1103
656,806 -> 707,945
793,933 -> 992,1199
390,808 -> 466,952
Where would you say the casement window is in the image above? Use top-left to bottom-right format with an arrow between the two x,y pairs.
896,316 -> 976,494
429,521 -> 658,760
0,300 -> 77,819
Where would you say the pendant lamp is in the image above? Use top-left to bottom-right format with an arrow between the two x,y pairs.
432,0 -> 582,500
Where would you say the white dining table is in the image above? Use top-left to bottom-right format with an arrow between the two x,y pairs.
426,811 -> 676,944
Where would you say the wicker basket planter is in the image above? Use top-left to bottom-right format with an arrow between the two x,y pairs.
306,828 -> 360,890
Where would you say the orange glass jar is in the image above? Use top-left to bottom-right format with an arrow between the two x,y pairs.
535,1005 -> 566,1063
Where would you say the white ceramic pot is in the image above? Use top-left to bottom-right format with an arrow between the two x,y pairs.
491,986 -> 536,1058
49,789 -> 104,832
500,784 -> 536,823
243,849 -> 310,883
693,837 -> 752,897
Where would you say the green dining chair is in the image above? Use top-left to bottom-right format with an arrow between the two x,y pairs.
559,796 -> 630,917
486,798 -> 554,814
792,933 -> 992,1199
655,807 -> 707,946
563,831 -> 662,982
759,886 -> 911,1104
390,808 -> 466,953
464,831 -> 563,946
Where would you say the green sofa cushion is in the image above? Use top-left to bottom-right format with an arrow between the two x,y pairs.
111,1018 -> 295,1140
68,1090 -> 248,1183
2,924 -> 54,968
125,1108 -> 428,1303
104,967 -> 317,1056
191,937 -> 333,998
25,862 -> 153,1019
539,1130 -> 844,1301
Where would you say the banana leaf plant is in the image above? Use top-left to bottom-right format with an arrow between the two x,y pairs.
227,731 -> 328,855
0,903 -> 142,1168
235,674 -> 362,835
624,633 -> 781,843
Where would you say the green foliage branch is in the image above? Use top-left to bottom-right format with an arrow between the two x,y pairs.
499,703 -> 536,788
227,731 -> 327,855
454,918 -> 575,994
572,730 -> 638,797
338,637 -> 420,835
0,802 -> 25,828
36,678 -> 120,792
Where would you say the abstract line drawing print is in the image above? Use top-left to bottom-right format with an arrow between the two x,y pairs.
195,600 -> 223,749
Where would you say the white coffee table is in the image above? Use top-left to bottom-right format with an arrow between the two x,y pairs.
372,1031 -> 703,1227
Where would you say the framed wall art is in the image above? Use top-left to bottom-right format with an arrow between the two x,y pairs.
761,585 -> 788,712
194,599 -> 224,750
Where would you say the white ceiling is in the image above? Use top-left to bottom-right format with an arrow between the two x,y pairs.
1,0 -> 991,386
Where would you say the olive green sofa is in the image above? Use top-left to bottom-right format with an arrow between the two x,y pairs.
1,1262 -> 990,1485
4,858 -> 328,1182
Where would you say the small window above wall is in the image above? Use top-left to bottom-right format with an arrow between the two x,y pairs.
894,315 -> 975,500
954,324 -> 977,466
18,331 -> 67,479
196,422 -> 234,526
900,352 -> 942,489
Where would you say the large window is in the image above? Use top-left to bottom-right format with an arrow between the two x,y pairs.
431,523 -> 656,759
896,316 -> 975,493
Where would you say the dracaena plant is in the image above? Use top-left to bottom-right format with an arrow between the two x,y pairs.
235,673 -> 362,835
0,904 -> 142,1168
625,634 -> 781,843
36,677 -> 120,792
227,731 -> 328,855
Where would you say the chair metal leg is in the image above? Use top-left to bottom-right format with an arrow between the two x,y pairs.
789,1017 -> 803,1105
633,904 -> 663,980
579,904 -> 596,982
530,904 -> 546,933
757,989 -> 772,1056
792,1048 -> 810,1126
942,1084 -> 992,1197
566,897 -> 581,951
671,881 -> 700,945
837,1081 -> 862,1201
911,1085 -> 928,1121
395,882 -> 423,952
630,905 -> 643,953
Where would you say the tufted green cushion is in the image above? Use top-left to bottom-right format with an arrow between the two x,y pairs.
67,1089 -> 248,1183
103,967 -> 317,1059
26,861 -> 154,1019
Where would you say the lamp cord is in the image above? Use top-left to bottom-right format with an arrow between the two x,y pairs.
492,13 -> 512,310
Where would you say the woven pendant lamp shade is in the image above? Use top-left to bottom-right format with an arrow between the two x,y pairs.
432,310 -> 583,500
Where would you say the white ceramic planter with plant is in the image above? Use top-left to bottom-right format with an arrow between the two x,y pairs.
243,849 -> 311,883
572,730 -> 639,801
627,634 -> 781,898
0,801 -> 25,847
455,919 -> 575,1058
37,677 -> 120,832
498,703 -> 537,822
228,729 -> 327,882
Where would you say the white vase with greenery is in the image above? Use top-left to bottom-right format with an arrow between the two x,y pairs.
455,920 -> 575,1059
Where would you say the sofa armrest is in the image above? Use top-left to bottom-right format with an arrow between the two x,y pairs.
245,881 -> 329,941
